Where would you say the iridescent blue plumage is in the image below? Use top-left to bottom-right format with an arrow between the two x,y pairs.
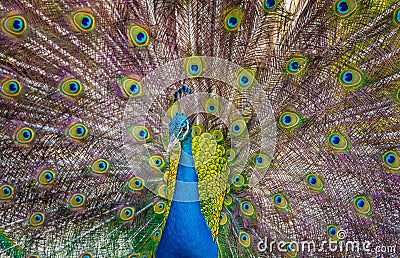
157,114 -> 218,258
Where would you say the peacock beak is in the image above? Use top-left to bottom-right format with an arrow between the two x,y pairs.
167,135 -> 179,153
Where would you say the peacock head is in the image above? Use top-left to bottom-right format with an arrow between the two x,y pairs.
168,113 -> 192,150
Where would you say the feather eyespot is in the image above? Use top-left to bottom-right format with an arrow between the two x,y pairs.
394,7 -> 400,26
152,229 -> 162,242
70,10 -> 95,32
231,174 -> 246,190
1,13 -> 27,36
204,97 -> 221,115
1,79 -> 22,98
240,201 -> 255,217
127,254 -> 140,258
59,79 -> 84,97
252,152 -> 271,170
29,212 -> 45,227
119,207 -> 135,221
238,231 -> 251,247
128,25 -> 150,47
67,123 -> 89,140
140,252 -> 150,258
219,211 -> 228,226
353,195 -> 373,217
229,119 -> 247,137
191,125 -> 203,137
153,201 -> 166,215
69,193 -> 86,208
263,0 -> 282,12
90,159 -> 110,174
119,76 -> 143,98
149,155 -> 166,170
286,56 -> 307,75
306,174 -> 325,193
211,129 -> 224,143
224,8 -> 243,32
326,224 -> 341,241
272,193 -> 289,212
224,194 -> 233,207
382,150 -> 399,172
236,68 -> 255,90
278,110 -> 303,130
225,148 -> 236,163
0,184 -> 14,200
128,177 -> 144,191
334,0 -> 357,18
79,252 -> 93,258
157,184 -> 167,198
184,56 -> 204,78
338,68 -> 364,89
38,170 -> 56,185
14,127 -> 35,144
283,242 -> 298,258
327,131 -> 350,152
130,126 -> 151,143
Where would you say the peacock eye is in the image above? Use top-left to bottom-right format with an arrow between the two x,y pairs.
338,68 -> 364,89
2,14 -> 27,36
69,193 -> 86,208
240,201 -> 255,217
154,201 -> 166,215
286,56 -> 307,75
382,150 -> 399,172
67,123 -> 89,140
327,131 -> 350,152
118,76 -> 143,98
353,195 -> 373,217
14,127 -> 35,144
326,224 -> 341,241
272,193 -> 290,212
59,79 -> 84,97
128,176 -> 144,191
238,231 -> 251,247
184,56 -> 204,77
152,229 -> 162,242
224,8 -> 243,32
80,252 -> 93,258
70,10 -> 95,32
119,207 -> 135,221
1,79 -> 22,98
219,211 -> 228,226
394,7 -> 400,26
204,97 -> 221,114
264,0 -> 277,10
38,170 -> 56,185
29,212 -> 45,226
306,173 -> 325,193
278,110 -> 303,130
90,159 -> 110,174
236,68 -> 256,90
128,25 -> 150,47
0,184 -> 14,200
334,0 -> 357,18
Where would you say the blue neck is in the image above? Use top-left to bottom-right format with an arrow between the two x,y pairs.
156,133 -> 218,257
176,135 -> 197,182
172,135 -> 199,202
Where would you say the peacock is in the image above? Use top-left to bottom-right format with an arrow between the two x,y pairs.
0,0 -> 399,257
